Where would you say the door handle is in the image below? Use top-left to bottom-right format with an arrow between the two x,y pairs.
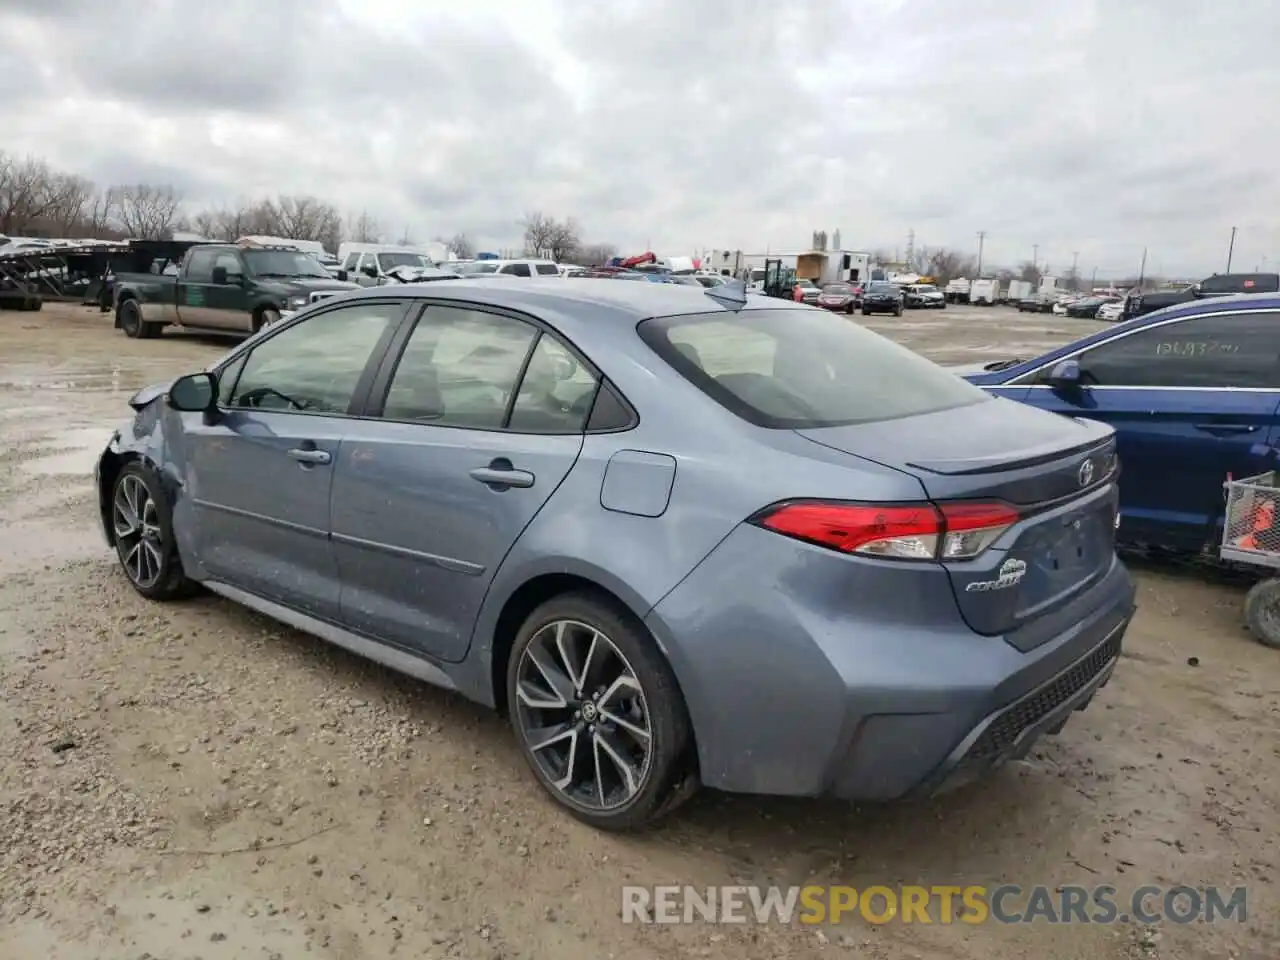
288,447 -> 331,465
1193,423 -> 1258,436
469,459 -> 535,489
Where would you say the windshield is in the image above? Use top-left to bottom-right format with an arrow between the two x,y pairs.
243,250 -> 332,279
796,279 -> 817,288
458,261 -> 500,274
917,285 -> 938,293
638,308 -> 989,429
822,283 -> 852,294
867,282 -> 898,293
377,252 -> 429,271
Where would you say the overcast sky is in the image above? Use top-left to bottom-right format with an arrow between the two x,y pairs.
1,0 -> 1277,276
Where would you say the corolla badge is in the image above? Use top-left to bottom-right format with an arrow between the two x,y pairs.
1078,458 -> 1095,487
965,558 -> 1028,592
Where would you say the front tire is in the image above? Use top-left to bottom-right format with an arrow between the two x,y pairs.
111,463 -> 196,601
894,305 -> 903,317
253,307 -> 281,333
507,592 -> 695,830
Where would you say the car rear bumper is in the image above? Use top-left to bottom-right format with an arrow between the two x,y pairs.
647,524 -> 1136,801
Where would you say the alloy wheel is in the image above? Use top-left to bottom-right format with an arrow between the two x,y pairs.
514,619 -> 653,811
113,474 -> 164,589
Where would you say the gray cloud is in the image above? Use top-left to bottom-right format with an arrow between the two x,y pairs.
0,0 -> 1277,276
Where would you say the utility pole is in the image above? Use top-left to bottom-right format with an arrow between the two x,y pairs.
1226,226 -> 1237,272
1138,247 -> 1147,289
1032,244 -> 1039,273
1091,266 -> 1097,288
976,231 -> 986,277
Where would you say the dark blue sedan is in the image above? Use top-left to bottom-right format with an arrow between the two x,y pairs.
961,293 -> 1280,553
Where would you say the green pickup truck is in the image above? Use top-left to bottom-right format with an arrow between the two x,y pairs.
113,242 -> 360,339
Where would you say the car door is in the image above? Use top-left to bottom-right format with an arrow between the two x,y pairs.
1018,308 -> 1280,550
205,249 -> 252,330
181,300 -> 407,619
330,302 -> 597,662
177,247 -> 220,327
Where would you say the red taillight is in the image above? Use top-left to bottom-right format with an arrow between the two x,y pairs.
752,500 -> 1018,561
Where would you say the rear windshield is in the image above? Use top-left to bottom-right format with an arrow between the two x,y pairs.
637,309 -> 989,429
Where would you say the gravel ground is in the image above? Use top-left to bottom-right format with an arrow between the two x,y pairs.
0,302 -> 1277,960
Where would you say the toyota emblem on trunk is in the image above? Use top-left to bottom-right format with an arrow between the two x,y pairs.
1078,458 -> 1095,487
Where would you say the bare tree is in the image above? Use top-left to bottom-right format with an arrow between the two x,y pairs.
346,210 -> 383,244
441,231 -> 474,259
83,189 -> 117,236
0,153 -> 57,234
921,247 -> 978,284
109,183 -> 182,239
575,242 -> 618,266
521,211 -> 556,258
547,217 -> 580,263
42,174 -> 95,236
1018,261 -> 1043,286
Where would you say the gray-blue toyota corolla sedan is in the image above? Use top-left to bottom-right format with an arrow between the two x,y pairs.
95,278 -> 1136,830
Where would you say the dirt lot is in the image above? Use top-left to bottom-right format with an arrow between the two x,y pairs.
1,302 -> 1276,960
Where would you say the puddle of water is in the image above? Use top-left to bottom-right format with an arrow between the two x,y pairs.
20,427 -> 113,477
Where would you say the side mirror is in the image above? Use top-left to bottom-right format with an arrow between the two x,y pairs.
362,263 -> 378,278
168,372 -> 218,418
1191,281 -> 1204,296
336,269 -> 349,282
1047,359 -> 1082,389
211,266 -> 227,285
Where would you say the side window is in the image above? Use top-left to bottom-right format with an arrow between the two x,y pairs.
229,302 -> 401,414
1058,312 -> 1280,388
506,263 -> 532,277
508,334 -> 600,433
534,263 -> 560,276
586,380 -> 635,431
185,249 -> 216,283
343,253 -> 360,270
212,251 -> 242,280
381,306 -> 537,428
217,353 -> 248,406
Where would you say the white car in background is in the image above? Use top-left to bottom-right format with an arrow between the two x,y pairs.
456,259 -> 561,278
1096,299 -> 1125,322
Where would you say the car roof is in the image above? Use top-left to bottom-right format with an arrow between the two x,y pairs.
339,275 -> 795,324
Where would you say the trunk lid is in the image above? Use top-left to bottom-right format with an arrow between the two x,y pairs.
797,397 -> 1119,646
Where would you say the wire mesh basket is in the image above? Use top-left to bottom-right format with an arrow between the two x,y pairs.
1220,471 -> 1280,568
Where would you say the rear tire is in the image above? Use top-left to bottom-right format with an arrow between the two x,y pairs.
110,462 -> 197,602
507,592 -> 695,831
1244,578 -> 1280,649
119,299 -> 144,338
861,308 -> 870,316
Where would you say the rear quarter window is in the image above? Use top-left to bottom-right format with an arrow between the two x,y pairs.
637,309 -> 990,429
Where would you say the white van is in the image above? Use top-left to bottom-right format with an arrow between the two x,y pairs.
338,243 -> 433,286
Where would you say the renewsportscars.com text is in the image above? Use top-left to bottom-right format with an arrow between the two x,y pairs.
621,884 -> 1248,926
